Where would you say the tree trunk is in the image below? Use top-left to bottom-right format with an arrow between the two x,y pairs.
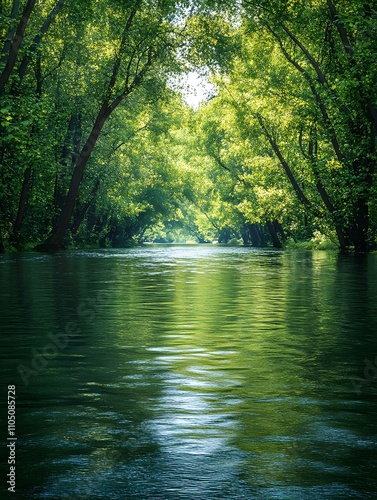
36,1 -> 151,251
241,224 -> 251,245
53,112 -> 82,227
273,220 -> 286,242
17,0 -> 66,85
36,106 -> 109,251
309,151 -> 349,250
249,223 -> 264,247
351,200 -> 369,253
0,231 -> 5,253
266,220 -> 282,248
71,179 -> 100,235
270,13 -> 376,252
248,224 -> 259,246
0,0 -> 20,65
256,113 -> 311,206
12,165 -> 32,242
0,0 -> 36,95
258,224 -> 267,246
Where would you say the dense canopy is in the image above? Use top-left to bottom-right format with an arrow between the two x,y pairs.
1,0 -> 376,252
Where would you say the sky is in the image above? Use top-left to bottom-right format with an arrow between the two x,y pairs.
180,72 -> 215,108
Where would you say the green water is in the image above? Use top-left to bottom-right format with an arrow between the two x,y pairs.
1,246 -> 377,499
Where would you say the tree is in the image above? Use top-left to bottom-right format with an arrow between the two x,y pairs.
1,0 -> 376,252
37,0 -> 178,250
240,0 -> 377,250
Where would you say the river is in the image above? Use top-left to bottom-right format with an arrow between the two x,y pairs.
1,245 -> 377,498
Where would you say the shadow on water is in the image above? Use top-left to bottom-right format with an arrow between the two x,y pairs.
0,246 -> 377,498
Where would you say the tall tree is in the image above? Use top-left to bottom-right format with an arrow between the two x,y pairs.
37,0 -> 187,250
241,0 -> 377,250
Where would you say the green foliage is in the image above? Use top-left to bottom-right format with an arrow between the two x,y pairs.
285,231 -> 338,251
0,0 -> 376,252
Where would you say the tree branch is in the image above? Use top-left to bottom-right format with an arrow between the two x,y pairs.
17,0 -> 68,84
0,0 -> 36,94
326,0 -> 353,56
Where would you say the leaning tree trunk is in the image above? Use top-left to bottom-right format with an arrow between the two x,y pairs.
36,107 -> 108,251
272,10 -> 376,252
17,0 -> 67,86
0,0 -> 36,95
36,1 -> 151,251
273,220 -> 286,242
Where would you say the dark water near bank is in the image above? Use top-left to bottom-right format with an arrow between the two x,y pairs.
1,245 -> 377,499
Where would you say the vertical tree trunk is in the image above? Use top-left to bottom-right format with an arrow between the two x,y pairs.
53,112 -> 82,224
258,224 -> 267,246
350,193 -> 369,253
273,220 -> 286,242
266,220 -> 282,248
249,224 -> 260,246
12,165 -> 31,241
0,231 -> 5,253
71,178 -> 100,235
248,223 -> 265,247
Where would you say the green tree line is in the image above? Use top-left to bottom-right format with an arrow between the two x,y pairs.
0,0 -> 376,252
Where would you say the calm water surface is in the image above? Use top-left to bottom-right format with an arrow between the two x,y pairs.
1,245 -> 377,499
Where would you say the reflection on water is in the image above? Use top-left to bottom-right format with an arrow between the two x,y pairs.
1,245 -> 377,499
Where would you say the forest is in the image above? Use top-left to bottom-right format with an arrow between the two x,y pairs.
0,0 -> 376,253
